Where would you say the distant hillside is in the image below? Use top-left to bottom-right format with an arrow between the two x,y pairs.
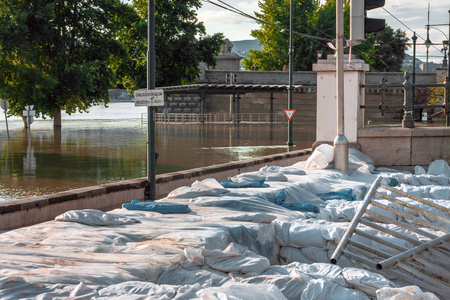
231,40 -> 262,57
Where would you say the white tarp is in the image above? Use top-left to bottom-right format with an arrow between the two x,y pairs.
0,147 -> 446,299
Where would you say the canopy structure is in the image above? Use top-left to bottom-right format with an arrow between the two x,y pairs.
159,83 -> 303,95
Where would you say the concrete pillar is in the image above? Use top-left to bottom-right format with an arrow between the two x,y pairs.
312,54 -> 369,146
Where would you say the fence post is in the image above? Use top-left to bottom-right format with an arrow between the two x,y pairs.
445,71 -> 450,127
402,72 -> 414,128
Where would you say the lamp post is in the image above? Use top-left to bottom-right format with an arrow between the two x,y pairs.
442,40 -> 448,68
334,0 -> 348,172
425,33 -> 432,72
287,0 -> 294,146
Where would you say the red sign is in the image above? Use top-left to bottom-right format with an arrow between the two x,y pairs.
284,109 -> 296,121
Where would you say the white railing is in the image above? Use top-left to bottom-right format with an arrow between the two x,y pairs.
141,113 -> 287,126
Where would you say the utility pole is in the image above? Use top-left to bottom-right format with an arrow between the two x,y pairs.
146,0 -> 156,200
334,0 -> 348,172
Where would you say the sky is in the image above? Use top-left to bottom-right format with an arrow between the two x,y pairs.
197,0 -> 450,64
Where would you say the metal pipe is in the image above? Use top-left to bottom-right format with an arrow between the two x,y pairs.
330,176 -> 382,264
354,228 -> 408,253
370,197 -> 449,232
377,233 -> 450,270
365,210 -> 439,240
348,239 -> 391,259
359,219 -> 422,246
396,261 -> 450,295
380,184 -> 450,214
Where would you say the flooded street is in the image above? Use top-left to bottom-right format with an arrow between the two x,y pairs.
0,102 -> 315,202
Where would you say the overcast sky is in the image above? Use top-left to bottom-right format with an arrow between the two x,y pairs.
197,0 -> 450,64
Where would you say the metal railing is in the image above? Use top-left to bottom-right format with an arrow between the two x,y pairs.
141,113 -> 288,126
330,176 -> 450,299
361,73 -> 449,127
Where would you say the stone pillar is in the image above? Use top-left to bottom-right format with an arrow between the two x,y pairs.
312,54 -> 369,147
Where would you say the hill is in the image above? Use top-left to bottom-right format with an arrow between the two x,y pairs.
231,40 -> 262,57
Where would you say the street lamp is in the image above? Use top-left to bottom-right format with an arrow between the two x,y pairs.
317,50 -> 323,59
425,34 -> 432,72
442,40 -> 448,68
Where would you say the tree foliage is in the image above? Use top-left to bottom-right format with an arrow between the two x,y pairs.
117,0 -> 224,91
0,0 -> 130,124
355,26 -> 409,72
243,0 -> 320,71
243,0 -> 408,72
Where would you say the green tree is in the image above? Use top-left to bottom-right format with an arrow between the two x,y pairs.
0,0 -> 130,128
243,0 -> 320,71
117,0 -> 224,91
354,26 -> 409,72
243,0 -> 408,72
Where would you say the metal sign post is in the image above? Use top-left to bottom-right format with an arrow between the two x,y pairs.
147,0 -> 157,200
1,100 -> 10,140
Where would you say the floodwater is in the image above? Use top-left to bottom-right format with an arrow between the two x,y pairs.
0,102 -> 315,202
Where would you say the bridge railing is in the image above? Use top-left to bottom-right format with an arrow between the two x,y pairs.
141,113 -> 288,126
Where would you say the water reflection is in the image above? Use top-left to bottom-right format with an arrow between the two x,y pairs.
0,106 -> 315,202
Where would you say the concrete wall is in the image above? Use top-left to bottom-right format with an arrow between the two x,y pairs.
358,127 -> 450,166
0,149 -> 311,231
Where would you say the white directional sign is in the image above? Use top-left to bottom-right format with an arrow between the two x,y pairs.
134,89 -> 164,107
23,105 -> 36,126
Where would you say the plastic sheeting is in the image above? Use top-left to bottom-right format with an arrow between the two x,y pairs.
0,147 -> 446,299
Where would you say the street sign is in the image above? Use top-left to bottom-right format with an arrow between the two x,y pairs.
134,89 -> 164,107
284,109 -> 296,121
1,99 -> 9,111
23,105 -> 36,126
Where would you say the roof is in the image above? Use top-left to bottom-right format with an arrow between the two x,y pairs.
159,83 -> 303,94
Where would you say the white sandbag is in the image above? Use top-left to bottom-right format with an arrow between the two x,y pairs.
55,209 -> 140,226
427,160 -> 450,177
348,148 -> 374,166
301,278 -> 370,300
317,200 -> 361,222
167,186 -> 217,199
289,263 -> 347,288
260,165 -> 306,175
239,274 -> 311,300
275,220 -> 347,249
198,282 -> 288,300
279,247 -> 329,265
157,261 -> 230,286
415,165 -> 427,175
305,144 -> 334,170
222,213 -> 277,224
229,171 -> 288,182
98,281 -> 179,298
342,267 -> 397,297
184,243 -> 270,275
191,178 -> 230,195
173,283 -> 204,300
376,285 -> 439,300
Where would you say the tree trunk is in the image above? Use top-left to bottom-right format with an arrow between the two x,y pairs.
22,116 -> 29,129
53,109 -> 62,128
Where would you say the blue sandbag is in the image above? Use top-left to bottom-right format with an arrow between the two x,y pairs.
280,203 -> 320,213
275,191 -> 286,205
316,188 -> 355,201
123,200 -> 190,214
220,179 -> 269,188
